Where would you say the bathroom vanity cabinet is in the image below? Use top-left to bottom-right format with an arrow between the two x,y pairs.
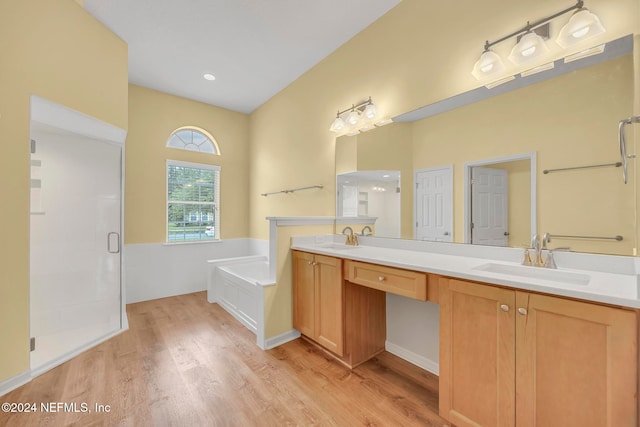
439,278 -> 637,427
292,248 -> 638,427
292,251 -> 344,356
294,251 -> 417,367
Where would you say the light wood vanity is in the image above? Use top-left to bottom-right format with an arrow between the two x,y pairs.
292,249 -> 638,427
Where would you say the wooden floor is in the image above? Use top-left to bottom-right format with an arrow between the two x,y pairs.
1,292 -> 450,426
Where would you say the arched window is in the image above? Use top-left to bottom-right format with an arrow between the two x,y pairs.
166,126 -> 220,155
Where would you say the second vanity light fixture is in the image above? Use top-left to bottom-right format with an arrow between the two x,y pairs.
329,97 -> 393,135
472,0 -> 605,82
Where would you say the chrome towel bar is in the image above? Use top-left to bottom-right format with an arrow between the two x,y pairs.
549,233 -> 623,241
543,162 -> 621,174
261,185 -> 323,197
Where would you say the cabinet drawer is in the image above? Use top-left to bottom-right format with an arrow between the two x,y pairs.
347,261 -> 427,301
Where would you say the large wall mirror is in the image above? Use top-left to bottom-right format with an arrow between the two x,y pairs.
335,35 -> 637,256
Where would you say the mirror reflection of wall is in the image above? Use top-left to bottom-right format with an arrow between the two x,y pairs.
336,170 -> 401,238
335,41 -> 636,256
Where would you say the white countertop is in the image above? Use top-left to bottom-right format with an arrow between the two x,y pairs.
291,235 -> 640,309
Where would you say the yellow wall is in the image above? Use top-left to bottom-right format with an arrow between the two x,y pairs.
266,224 -> 334,338
352,123 -> 414,239
412,55 -> 635,255
126,85 -> 250,243
0,0 -> 128,382
489,160 -> 531,248
251,0 -> 639,338
249,0 -> 640,242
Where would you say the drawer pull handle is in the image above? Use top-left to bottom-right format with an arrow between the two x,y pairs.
518,307 -> 528,316
378,276 -> 386,282
308,261 -> 313,265
500,304 -> 509,312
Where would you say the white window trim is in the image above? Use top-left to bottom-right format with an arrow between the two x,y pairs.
166,126 -> 221,155
166,159 -> 221,243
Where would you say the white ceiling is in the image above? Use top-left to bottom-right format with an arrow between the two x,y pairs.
84,0 -> 400,114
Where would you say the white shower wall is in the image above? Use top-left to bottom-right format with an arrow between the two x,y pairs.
30,126 -> 122,373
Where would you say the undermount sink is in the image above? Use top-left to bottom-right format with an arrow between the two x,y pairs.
473,263 -> 591,286
317,243 -> 362,250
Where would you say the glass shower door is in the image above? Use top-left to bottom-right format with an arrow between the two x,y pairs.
30,125 -> 122,373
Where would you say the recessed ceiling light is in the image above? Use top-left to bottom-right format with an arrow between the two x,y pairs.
203,73 -> 216,81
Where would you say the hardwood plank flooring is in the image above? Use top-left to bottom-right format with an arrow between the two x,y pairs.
1,292 -> 451,426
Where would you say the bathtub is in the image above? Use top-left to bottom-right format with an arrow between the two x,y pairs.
207,255 -> 274,346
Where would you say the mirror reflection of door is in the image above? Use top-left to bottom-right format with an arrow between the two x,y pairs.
414,166 -> 453,242
471,167 -> 508,246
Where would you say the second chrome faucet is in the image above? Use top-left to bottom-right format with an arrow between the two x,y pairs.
524,233 -> 557,269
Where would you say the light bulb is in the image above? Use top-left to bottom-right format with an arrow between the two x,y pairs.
472,50 -> 505,81
508,32 -> 549,65
480,63 -> 494,73
557,9 -> 605,48
329,116 -> 346,133
572,26 -> 590,38
521,46 -> 536,57
346,110 -> 360,126
363,103 -> 377,120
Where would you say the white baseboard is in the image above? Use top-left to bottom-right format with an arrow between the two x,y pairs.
385,341 -> 439,375
0,371 -> 31,397
262,329 -> 301,350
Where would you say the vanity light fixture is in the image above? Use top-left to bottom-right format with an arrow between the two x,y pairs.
508,30 -> 550,65
472,50 -> 506,80
472,0 -> 604,82
556,8 -> 605,48
329,97 -> 379,134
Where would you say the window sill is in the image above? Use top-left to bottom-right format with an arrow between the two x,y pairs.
163,239 -> 223,246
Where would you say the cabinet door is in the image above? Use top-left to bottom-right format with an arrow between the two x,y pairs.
515,292 -> 637,427
440,279 -> 516,427
292,251 -> 315,338
315,255 -> 344,356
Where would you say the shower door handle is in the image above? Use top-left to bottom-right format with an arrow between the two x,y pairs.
107,232 -> 120,254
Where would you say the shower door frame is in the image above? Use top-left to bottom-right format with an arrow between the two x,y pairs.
29,95 -> 127,377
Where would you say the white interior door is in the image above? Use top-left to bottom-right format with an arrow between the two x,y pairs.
415,167 -> 453,242
30,125 -> 122,372
471,167 -> 508,246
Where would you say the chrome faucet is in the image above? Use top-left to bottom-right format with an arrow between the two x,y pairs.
523,233 -> 558,269
360,225 -> 373,236
342,226 -> 358,246
530,234 -> 541,266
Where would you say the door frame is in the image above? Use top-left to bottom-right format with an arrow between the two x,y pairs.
463,152 -> 536,244
413,164 -> 454,241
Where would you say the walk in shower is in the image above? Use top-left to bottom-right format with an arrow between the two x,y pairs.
29,96 -> 126,375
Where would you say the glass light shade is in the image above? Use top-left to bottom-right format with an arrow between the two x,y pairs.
363,103 -> 377,120
471,50 -> 505,81
508,32 -> 550,65
345,110 -> 360,126
556,9 -> 605,48
329,116 -> 346,132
